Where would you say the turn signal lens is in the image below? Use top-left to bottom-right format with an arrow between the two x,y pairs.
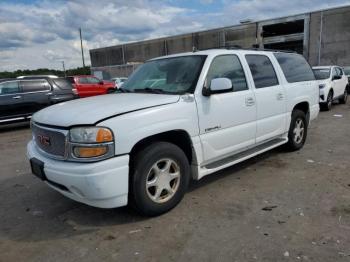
96,128 -> 113,142
73,146 -> 108,158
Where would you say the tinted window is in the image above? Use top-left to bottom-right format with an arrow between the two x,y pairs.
206,55 -> 248,92
79,78 -> 89,84
21,80 -> 51,92
274,53 -> 315,83
87,77 -> 101,84
246,55 -> 279,88
67,77 -> 75,84
0,81 -> 20,95
313,69 -> 330,80
52,78 -> 73,90
336,67 -> 343,76
344,67 -> 350,75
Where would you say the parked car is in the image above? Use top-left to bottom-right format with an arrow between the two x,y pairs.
67,75 -> 116,98
312,66 -> 348,110
0,77 -> 77,124
111,77 -> 128,88
27,49 -> 319,216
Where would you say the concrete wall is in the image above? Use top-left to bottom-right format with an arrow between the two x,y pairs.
90,5 -> 350,78
309,6 -> 350,66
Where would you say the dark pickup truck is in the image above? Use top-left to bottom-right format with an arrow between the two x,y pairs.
0,76 -> 77,124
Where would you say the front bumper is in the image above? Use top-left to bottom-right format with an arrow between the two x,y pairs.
27,140 -> 129,208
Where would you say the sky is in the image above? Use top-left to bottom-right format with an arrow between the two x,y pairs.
0,0 -> 350,71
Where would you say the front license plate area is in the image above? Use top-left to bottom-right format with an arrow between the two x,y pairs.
30,158 -> 47,181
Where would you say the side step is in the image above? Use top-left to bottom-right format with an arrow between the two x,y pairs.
203,138 -> 287,170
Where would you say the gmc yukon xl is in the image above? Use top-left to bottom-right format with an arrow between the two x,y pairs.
27,49 -> 319,216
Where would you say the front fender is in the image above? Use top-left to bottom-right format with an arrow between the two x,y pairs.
99,100 -> 199,155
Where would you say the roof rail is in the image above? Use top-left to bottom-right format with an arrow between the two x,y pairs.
195,44 -> 297,54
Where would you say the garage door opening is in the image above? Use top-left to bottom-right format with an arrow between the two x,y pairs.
262,20 -> 304,37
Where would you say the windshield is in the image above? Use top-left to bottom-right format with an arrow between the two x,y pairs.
344,67 -> 350,75
313,69 -> 330,80
121,55 -> 206,94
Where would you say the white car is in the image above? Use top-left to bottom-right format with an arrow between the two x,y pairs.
312,66 -> 348,110
111,77 -> 127,88
27,49 -> 319,216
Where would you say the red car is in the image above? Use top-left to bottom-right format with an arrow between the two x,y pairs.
67,75 -> 116,98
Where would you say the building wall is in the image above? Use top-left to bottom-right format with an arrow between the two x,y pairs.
309,6 -> 350,66
90,6 -> 350,78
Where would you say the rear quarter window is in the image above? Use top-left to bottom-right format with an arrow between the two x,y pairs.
274,53 -> 315,83
53,79 -> 73,90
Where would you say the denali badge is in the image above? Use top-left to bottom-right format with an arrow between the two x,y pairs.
37,135 -> 51,146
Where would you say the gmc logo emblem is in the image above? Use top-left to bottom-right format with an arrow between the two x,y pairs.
37,135 -> 51,146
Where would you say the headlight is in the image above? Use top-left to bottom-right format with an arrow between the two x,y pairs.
70,127 -> 113,143
68,127 -> 114,161
319,84 -> 326,89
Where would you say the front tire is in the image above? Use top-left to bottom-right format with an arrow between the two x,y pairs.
285,109 -> 308,151
130,142 -> 190,216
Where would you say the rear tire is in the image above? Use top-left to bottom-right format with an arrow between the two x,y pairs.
129,142 -> 190,216
339,88 -> 348,104
107,89 -> 115,94
285,109 -> 308,151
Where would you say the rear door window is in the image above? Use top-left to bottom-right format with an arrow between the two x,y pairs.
78,78 -> 89,84
21,80 -> 51,93
274,53 -> 315,83
0,81 -> 20,95
246,55 -> 279,89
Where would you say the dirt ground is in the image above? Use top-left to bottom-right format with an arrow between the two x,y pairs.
0,102 -> 349,262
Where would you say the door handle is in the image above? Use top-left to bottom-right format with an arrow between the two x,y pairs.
276,93 -> 284,100
12,96 -> 21,99
245,97 -> 255,106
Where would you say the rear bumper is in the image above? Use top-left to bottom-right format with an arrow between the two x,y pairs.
27,140 -> 129,208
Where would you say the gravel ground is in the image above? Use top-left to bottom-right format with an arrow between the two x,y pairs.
0,102 -> 349,262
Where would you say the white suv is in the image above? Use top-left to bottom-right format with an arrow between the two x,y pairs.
27,49 -> 319,216
313,66 -> 348,110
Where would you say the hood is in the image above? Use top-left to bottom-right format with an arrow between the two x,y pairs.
33,93 -> 180,127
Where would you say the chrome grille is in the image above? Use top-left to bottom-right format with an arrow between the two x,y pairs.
32,123 -> 68,158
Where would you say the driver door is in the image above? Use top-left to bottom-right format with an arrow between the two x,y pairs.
195,54 -> 257,163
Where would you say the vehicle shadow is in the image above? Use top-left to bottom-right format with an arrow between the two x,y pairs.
0,146 -> 284,243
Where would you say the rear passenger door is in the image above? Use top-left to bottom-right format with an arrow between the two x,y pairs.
245,54 -> 287,143
196,54 -> 257,162
20,80 -> 51,114
0,80 -> 24,120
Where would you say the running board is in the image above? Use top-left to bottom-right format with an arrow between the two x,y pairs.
202,138 -> 287,170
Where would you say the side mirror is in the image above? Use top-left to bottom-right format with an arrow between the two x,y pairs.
99,81 -> 104,85
332,75 -> 341,81
203,78 -> 233,96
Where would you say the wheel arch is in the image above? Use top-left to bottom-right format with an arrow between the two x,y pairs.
292,101 -> 310,124
129,130 -> 196,167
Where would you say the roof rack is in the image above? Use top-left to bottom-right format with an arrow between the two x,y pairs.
194,44 -> 297,54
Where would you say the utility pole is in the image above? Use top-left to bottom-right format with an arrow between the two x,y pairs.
79,28 -> 85,68
62,61 -> 66,77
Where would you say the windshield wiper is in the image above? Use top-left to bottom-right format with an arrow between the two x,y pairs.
134,87 -> 170,94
